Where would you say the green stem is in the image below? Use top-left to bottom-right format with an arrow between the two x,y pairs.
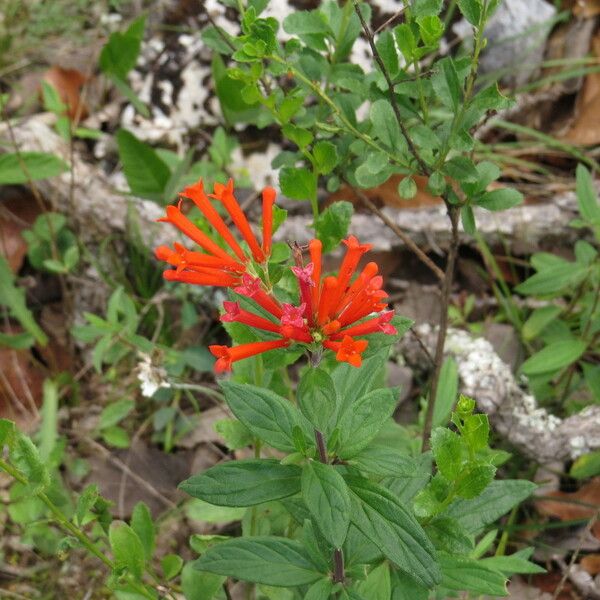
0,458 -> 172,600
268,55 -> 410,169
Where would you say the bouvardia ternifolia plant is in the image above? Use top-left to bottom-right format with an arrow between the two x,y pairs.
154,178 -> 542,599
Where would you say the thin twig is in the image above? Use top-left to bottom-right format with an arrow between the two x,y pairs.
348,184 -> 445,282
552,509 -> 600,600
353,0 -> 430,175
421,206 -> 460,451
374,7 -> 406,34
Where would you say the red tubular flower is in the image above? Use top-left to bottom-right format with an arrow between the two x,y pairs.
181,180 -> 247,262
220,301 -> 281,333
234,275 -> 283,319
323,335 -> 369,367
209,339 -> 290,373
336,262 -> 379,314
280,324 -> 313,343
281,303 -> 306,328
330,236 -> 371,309
291,264 -> 315,324
317,276 -> 339,325
211,179 -> 265,263
333,310 -> 397,339
158,203 -> 234,262
309,239 -> 322,308
164,269 -> 240,287
262,187 -> 276,257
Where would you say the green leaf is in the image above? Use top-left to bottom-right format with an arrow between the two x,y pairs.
0,331 -> 35,349
445,480 -> 536,534
186,500 -> 245,524
522,305 -> 563,341
426,172 -> 446,196
461,204 -> 476,234
194,537 -> 324,586
375,30 -> 398,77
457,0 -> 482,25
75,484 -> 99,526
279,167 -> 317,201
476,188 -> 523,211
181,561 -> 225,600
576,164 -> 600,224
131,501 -> 155,562
431,57 -> 461,110
282,124 -> 314,150
302,461 -> 351,548
99,399 -> 135,430
0,152 -> 68,184
444,156 -> 478,184
455,464 -> 496,498
431,428 -> 463,480
180,459 -> 302,506
101,426 -> 130,448
99,16 -> 145,79
313,201 -> 354,253
411,0 -> 443,17
109,521 -> 145,578
570,450 -> 600,479
440,553 -> 508,596
391,570 -> 428,599
394,24 -> 417,63
0,419 -> 15,449
354,562 -> 391,600
398,176 -> 417,200
432,357 -> 458,427
521,340 -> 587,376
116,129 -> 171,201
162,554 -> 184,580
10,432 -> 50,492
370,99 -> 402,152
297,368 -> 337,433
222,381 -> 312,452
214,418 -> 253,450
39,379 -> 58,462
283,10 -> 331,35
306,578 -> 335,600
516,262 -> 587,296
338,389 -> 398,459
480,554 -> 545,575
426,516 -> 474,554
346,476 -> 441,588
313,141 -> 339,175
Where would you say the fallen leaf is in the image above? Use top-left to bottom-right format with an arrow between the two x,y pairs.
560,33 -> 600,145
328,174 -> 443,210
0,187 -> 41,273
42,66 -> 89,120
536,477 -> 600,539
564,0 -> 600,17
581,554 -> 600,575
531,572 -> 574,599
0,325 -> 44,429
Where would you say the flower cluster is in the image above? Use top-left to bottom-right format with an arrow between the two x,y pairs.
155,179 -> 396,373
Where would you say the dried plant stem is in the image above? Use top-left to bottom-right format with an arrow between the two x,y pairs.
421,206 -> 460,451
349,185 -> 445,282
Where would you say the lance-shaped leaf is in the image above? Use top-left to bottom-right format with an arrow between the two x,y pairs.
221,381 -> 312,452
346,476 -> 441,588
180,459 -> 302,507
301,461 -> 350,548
194,536 -> 324,586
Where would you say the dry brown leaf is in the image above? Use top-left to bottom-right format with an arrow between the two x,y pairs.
535,477 -> 600,539
531,572 -> 575,599
581,554 -> 600,575
328,174 -> 443,210
0,188 -> 41,273
560,34 -> 600,145
564,0 -> 600,17
42,65 -> 89,120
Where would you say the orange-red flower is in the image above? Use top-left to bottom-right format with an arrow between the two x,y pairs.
156,178 -> 278,289
156,179 -> 397,373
